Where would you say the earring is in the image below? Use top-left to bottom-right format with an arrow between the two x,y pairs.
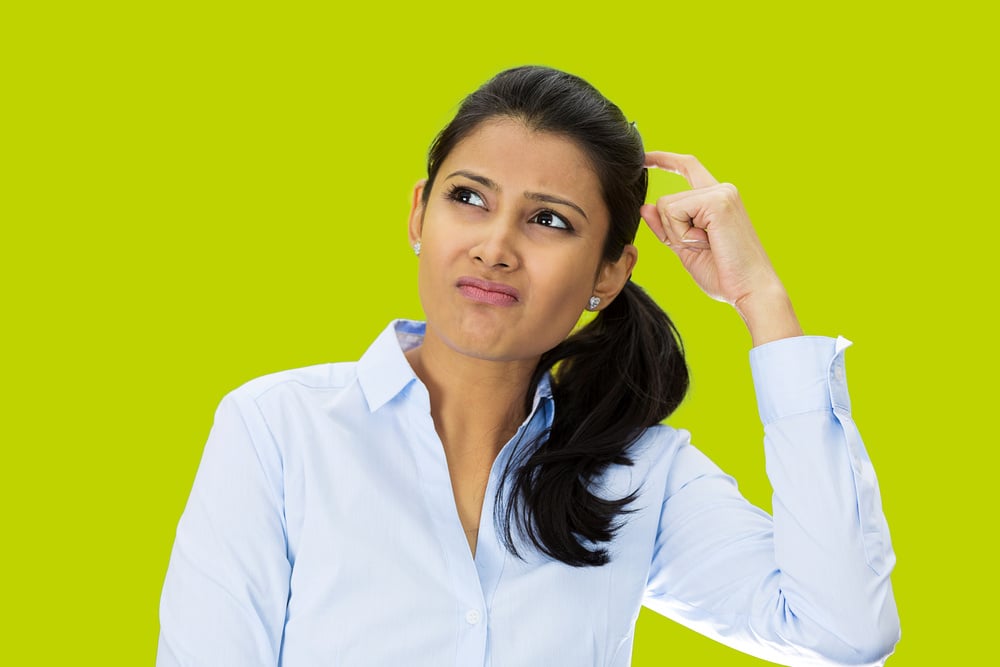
413,242 -> 421,256
588,296 -> 601,311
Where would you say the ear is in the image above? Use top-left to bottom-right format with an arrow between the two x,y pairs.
592,244 -> 638,308
408,179 -> 427,246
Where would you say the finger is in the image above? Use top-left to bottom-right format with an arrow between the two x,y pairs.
650,201 -> 698,252
639,203 -> 669,244
653,185 -> 740,231
641,203 -> 698,255
643,188 -> 715,245
655,192 -> 718,252
648,189 -> 714,250
661,209 -> 711,252
644,151 -> 718,190
679,227 -> 711,251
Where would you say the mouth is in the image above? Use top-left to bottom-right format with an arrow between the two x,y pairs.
456,276 -> 520,306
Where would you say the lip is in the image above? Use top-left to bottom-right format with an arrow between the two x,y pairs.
456,276 -> 521,306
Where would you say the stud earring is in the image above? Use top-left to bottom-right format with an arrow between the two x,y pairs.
413,242 -> 421,256
588,296 -> 601,311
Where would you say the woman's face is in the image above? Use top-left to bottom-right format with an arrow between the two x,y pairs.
409,118 -> 636,364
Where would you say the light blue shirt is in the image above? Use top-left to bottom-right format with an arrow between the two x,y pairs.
157,320 -> 899,666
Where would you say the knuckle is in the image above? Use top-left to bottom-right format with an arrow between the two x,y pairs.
679,154 -> 703,172
719,182 -> 740,201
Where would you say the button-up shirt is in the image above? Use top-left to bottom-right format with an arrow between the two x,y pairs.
157,320 -> 899,666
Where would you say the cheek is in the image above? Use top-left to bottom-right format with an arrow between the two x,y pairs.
415,248 -> 450,311
552,279 -> 589,310
420,213 -> 468,263
414,227 -> 470,314
533,260 -> 595,322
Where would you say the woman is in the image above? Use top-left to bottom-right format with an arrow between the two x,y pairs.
157,66 -> 899,666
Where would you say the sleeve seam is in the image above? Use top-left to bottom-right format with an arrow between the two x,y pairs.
225,394 -> 288,537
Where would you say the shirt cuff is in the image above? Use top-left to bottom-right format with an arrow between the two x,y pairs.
749,335 -> 853,425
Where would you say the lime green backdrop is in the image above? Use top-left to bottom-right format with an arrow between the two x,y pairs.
3,1 -> 993,664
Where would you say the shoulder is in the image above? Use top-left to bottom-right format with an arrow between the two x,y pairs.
631,423 -> 692,464
217,361 -> 362,419
599,424 -> 690,496
203,361 -> 367,457
230,362 -> 357,399
627,424 -> 733,499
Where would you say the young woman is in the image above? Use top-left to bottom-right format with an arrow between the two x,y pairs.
157,66 -> 899,666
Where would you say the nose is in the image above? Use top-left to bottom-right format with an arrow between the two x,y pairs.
469,218 -> 520,270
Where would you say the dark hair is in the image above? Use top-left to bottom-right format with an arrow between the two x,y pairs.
425,66 -> 689,567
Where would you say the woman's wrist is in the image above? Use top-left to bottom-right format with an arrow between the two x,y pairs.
735,282 -> 803,347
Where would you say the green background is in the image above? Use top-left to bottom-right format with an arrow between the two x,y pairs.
2,1 -> 994,664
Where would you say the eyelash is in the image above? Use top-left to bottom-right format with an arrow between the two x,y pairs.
444,185 -> 574,232
445,185 -> 486,209
531,210 -> 572,231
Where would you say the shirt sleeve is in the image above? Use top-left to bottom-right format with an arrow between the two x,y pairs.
642,336 -> 900,667
157,392 -> 290,667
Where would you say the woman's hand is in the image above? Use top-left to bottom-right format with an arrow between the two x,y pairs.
639,152 -> 803,346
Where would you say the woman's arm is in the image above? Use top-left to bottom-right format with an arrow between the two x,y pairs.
639,154 -> 899,664
157,392 -> 290,666
643,335 -> 898,666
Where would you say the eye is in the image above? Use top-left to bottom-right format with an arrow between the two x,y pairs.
447,186 -> 486,209
531,210 -> 572,231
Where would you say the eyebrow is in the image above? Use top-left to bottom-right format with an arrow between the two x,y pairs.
524,191 -> 589,222
445,169 -> 589,221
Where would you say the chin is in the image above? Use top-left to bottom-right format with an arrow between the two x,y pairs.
427,306 -> 574,364
449,334 -> 526,363
433,324 -> 530,364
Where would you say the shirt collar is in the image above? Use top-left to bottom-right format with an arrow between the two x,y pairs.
356,319 -> 553,413
357,319 -> 423,412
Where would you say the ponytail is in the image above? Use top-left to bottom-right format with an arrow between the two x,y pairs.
496,280 -> 689,567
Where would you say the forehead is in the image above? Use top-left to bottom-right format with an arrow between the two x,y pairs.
440,119 -> 607,216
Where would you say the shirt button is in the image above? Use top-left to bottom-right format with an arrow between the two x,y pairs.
833,365 -> 845,381
466,609 -> 482,625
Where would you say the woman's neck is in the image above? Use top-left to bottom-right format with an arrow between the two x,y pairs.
404,331 -> 538,459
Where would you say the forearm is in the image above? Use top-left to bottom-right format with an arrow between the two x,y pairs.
751,336 -> 899,663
